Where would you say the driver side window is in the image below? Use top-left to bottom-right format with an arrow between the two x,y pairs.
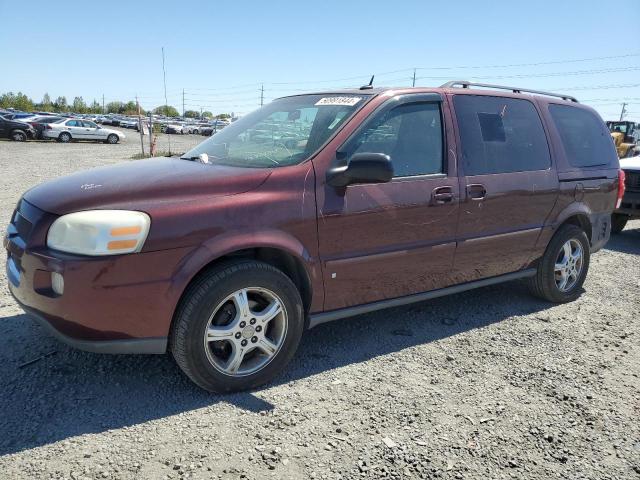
351,102 -> 444,177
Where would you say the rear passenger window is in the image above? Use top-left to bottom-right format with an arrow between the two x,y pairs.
548,105 -> 615,167
454,95 -> 551,175
351,102 -> 443,177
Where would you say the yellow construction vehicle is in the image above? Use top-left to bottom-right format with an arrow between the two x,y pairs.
607,121 -> 639,158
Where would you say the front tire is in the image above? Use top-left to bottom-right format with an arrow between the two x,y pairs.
58,132 -> 71,143
106,134 -> 119,144
528,224 -> 590,303
170,261 -> 304,393
611,213 -> 628,234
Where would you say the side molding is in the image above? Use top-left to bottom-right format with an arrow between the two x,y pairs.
308,268 -> 536,329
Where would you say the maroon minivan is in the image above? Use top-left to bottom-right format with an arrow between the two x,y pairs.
5,81 -> 622,392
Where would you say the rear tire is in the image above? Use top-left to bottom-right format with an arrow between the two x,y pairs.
58,132 -> 71,143
170,260 -> 304,393
611,213 -> 628,234
106,134 -> 118,144
10,130 -> 27,142
528,224 -> 590,303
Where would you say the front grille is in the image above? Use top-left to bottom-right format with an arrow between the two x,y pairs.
5,200 -> 37,261
13,210 -> 33,240
625,170 -> 640,192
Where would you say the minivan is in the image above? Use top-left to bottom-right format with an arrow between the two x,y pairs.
5,81 -> 623,392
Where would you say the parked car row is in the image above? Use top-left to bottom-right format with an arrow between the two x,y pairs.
1,108 -> 232,141
0,112 -> 125,143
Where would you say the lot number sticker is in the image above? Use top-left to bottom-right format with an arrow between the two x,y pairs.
315,97 -> 362,106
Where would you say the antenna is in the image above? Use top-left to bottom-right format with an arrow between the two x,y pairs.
360,75 -> 375,90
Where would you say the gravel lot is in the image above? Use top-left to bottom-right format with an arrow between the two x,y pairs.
0,133 -> 638,480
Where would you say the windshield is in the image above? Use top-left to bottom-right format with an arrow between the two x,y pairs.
182,94 -> 369,167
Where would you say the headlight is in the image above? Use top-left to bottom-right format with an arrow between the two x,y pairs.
47,210 -> 151,256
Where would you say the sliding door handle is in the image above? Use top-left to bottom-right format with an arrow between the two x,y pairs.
467,183 -> 486,200
431,186 -> 454,205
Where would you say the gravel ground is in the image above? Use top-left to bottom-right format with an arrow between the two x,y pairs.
0,134 -> 638,480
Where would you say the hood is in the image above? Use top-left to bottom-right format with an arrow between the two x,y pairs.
620,155 -> 640,172
24,157 -> 271,215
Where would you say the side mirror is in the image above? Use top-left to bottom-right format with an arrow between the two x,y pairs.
327,152 -> 394,187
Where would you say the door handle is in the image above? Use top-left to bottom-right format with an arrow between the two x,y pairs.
467,183 -> 487,200
431,186 -> 454,205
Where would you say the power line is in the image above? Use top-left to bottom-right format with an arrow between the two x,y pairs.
414,53 -> 640,71
415,66 -> 640,82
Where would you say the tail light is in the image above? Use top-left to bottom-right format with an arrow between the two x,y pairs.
616,169 -> 626,209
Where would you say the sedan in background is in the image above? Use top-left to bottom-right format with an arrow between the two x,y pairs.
165,123 -> 185,134
120,118 -> 139,129
0,114 -> 36,141
43,119 -> 125,144
23,116 -> 64,139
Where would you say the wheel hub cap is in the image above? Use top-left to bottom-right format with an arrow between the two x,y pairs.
203,287 -> 287,377
554,239 -> 584,292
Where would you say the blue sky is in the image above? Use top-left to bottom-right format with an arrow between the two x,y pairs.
1,0 -> 639,120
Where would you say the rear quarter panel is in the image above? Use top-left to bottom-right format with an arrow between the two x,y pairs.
533,98 -> 619,251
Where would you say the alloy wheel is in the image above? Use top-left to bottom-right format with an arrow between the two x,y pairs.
203,287 -> 287,377
554,239 -> 583,292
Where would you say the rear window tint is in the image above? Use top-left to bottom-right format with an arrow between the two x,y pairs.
548,105 -> 615,167
453,95 -> 551,175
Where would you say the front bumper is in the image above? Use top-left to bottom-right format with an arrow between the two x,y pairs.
5,245 -> 193,353
4,200 -> 194,353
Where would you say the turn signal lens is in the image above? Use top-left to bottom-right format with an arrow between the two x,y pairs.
616,169 -> 626,209
51,272 -> 64,295
107,239 -> 138,250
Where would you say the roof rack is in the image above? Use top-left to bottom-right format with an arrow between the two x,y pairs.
439,80 -> 578,103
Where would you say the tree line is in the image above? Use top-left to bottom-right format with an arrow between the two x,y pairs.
0,91 -> 229,119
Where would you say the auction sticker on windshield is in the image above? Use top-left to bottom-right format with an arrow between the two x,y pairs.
315,96 -> 362,106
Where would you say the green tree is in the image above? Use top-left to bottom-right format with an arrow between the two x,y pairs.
0,92 -> 34,111
153,105 -> 180,117
89,99 -> 102,113
41,93 -> 53,111
0,92 -> 16,109
106,101 -> 124,114
122,100 -> 139,115
216,113 -> 231,120
184,110 -> 200,118
54,96 -> 68,112
72,96 -> 87,113
201,111 -> 213,118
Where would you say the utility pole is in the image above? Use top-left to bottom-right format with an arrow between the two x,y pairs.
136,95 -> 145,157
102,94 -> 105,114
260,84 -> 264,107
620,103 -> 628,121
161,46 -> 171,155
182,88 -> 185,118
412,68 -> 416,87
148,110 -> 153,155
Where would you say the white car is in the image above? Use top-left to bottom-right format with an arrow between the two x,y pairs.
183,124 -> 197,134
43,119 -> 125,144
165,123 -> 185,134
